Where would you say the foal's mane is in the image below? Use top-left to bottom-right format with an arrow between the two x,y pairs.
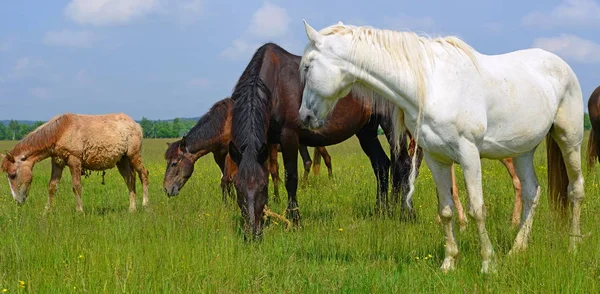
230,43 -> 273,178
165,98 -> 233,159
10,114 -> 72,156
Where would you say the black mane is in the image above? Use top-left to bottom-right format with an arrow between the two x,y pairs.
165,98 -> 232,159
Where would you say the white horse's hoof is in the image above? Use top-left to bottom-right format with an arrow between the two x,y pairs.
480,260 -> 497,274
440,258 -> 455,273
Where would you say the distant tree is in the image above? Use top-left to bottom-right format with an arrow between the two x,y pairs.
8,120 -> 19,140
0,123 -> 6,140
172,118 -> 183,137
139,117 -> 155,138
584,113 -> 591,131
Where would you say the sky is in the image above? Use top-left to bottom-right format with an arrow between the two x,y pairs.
1,0 -> 600,121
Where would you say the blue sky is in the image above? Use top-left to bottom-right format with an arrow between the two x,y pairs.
1,0 -> 599,120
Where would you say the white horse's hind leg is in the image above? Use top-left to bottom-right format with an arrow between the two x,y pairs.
508,150 -> 540,255
458,142 -> 495,274
551,131 -> 585,251
424,154 -> 457,272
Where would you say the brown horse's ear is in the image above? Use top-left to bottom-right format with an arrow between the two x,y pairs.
166,142 -> 172,147
179,136 -> 187,152
4,151 -> 15,163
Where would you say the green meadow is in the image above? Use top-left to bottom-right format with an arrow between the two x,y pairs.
0,136 -> 599,293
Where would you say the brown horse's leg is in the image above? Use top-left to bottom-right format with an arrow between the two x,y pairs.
318,147 -> 333,178
46,158 -> 65,211
224,154 -> 237,201
281,129 -> 301,225
501,158 -> 523,227
213,151 -> 229,204
128,154 -> 149,209
299,144 -> 312,184
67,157 -> 84,212
117,157 -> 137,212
450,164 -> 468,231
268,144 -> 280,203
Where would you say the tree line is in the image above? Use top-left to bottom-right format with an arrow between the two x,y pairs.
0,114 -> 593,140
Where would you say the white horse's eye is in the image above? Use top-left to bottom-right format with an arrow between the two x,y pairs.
303,65 -> 309,72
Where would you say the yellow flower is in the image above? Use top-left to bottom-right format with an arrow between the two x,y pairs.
427,254 -> 433,258
2,288 -> 7,292
79,254 -> 84,259
18,281 -> 24,286
338,228 -> 344,232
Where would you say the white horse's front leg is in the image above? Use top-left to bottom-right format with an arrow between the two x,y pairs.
458,143 -> 495,274
424,154 -> 457,272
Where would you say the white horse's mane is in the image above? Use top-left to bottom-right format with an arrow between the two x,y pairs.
301,23 -> 480,206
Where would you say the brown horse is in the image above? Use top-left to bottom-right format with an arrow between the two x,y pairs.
228,43 -> 414,238
1,113 -> 149,212
163,98 -> 334,202
586,85 -> 600,172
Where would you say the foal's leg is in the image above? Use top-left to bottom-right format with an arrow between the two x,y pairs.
459,142 -> 495,274
450,163 -> 468,231
268,144 -> 280,202
299,144 -> 312,184
46,158 -> 65,211
117,157 -> 137,212
129,153 -> 149,209
67,157 -> 84,212
318,147 -> 334,178
424,154 -> 457,272
501,158 -> 523,227
507,150 -> 540,255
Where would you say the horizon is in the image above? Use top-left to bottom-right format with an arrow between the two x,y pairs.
1,1 -> 599,120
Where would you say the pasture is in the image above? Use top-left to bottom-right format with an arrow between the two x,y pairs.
0,136 -> 599,292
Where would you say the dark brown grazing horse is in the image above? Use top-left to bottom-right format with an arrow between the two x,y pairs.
228,43 -> 415,238
586,85 -> 600,173
163,98 -> 334,202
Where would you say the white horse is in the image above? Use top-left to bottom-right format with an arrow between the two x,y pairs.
297,20 -> 584,274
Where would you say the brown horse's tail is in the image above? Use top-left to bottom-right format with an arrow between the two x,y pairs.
586,126 -> 599,173
312,147 -> 322,176
546,134 -> 569,214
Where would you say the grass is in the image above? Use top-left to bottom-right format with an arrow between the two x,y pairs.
0,136 -> 599,293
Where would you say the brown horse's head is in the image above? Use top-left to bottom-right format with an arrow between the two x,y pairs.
163,137 -> 198,196
1,151 -> 34,204
229,141 -> 269,240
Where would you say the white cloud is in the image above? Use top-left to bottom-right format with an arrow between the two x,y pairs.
30,87 -> 49,99
532,34 -> 600,63
249,2 -> 291,38
43,30 -> 96,48
522,0 -> 600,29
220,2 -> 290,61
10,57 -> 45,78
65,0 -> 159,26
220,39 -> 261,61
171,0 -> 203,27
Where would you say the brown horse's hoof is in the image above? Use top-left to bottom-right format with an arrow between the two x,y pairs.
286,207 -> 302,227
400,208 -> 417,222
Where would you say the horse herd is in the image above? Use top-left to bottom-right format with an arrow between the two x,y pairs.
2,21 -> 600,274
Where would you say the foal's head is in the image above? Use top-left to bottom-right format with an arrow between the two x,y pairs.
1,151 -> 34,204
163,136 -> 198,196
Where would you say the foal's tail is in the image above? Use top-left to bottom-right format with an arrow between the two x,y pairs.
546,134 -> 569,213
312,147 -> 322,176
586,126 -> 599,173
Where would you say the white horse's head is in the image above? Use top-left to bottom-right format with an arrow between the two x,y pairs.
299,20 -> 357,130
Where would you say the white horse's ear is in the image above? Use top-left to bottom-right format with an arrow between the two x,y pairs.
303,19 -> 323,47
337,21 -> 344,25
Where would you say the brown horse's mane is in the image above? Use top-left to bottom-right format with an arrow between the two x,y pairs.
10,114 -> 72,156
165,98 -> 233,159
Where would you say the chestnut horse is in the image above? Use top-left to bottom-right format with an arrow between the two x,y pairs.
1,113 -> 149,212
228,43 -> 414,238
586,85 -> 600,172
162,98 -> 333,202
